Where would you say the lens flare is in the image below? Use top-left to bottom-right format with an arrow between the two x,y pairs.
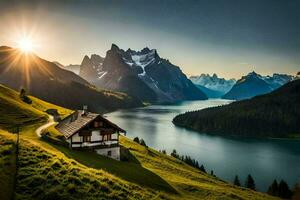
17,38 -> 34,53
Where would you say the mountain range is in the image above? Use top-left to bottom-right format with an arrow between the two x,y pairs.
54,62 -> 81,75
79,44 -> 207,103
223,72 -> 295,100
190,74 -> 236,98
173,78 -> 300,138
0,46 -> 142,113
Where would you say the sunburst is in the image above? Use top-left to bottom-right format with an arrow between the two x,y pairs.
17,37 -> 35,53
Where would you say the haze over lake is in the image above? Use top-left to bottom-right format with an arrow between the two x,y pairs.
106,99 -> 300,191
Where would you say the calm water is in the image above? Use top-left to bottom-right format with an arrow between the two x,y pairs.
106,99 -> 300,191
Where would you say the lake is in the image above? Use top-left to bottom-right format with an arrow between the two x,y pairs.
106,99 -> 300,191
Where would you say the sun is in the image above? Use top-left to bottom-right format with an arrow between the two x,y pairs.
17,38 -> 34,53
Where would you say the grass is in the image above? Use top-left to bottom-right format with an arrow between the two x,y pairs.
0,84 -> 279,199
0,131 -> 16,200
50,142 -> 176,193
14,136 -> 165,200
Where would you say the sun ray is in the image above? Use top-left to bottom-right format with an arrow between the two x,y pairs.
17,37 -> 34,53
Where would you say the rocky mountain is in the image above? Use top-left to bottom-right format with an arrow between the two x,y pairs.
223,72 -> 294,100
190,74 -> 236,98
53,62 -> 81,75
79,44 -> 207,103
173,79 -> 300,138
0,46 -> 142,113
262,73 -> 295,90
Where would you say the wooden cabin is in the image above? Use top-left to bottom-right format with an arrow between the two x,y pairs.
56,108 -> 126,160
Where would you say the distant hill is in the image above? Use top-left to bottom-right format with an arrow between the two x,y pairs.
0,46 -> 142,113
223,72 -> 294,100
173,79 -> 300,138
190,73 -> 236,97
79,44 -> 207,103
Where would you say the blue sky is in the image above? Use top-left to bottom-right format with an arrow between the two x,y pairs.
0,0 -> 299,78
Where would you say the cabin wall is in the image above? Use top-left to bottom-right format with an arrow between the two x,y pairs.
111,133 -> 118,140
72,133 -> 81,142
91,130 -> 101,141
95,147 -> 120,161
67,132 -> 119,148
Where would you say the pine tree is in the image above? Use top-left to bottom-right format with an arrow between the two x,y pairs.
199,165 -> 206,173
140,139 -> 147,147
171,149 -> 179,158
133,137 -> 140,143
233,175 -> 241,186
267,180 -> 278,196
20,88 -> 26,98
278,180 -> 292,199
245,174 -> 255,190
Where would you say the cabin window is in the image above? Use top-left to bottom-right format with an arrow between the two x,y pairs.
107,151 -> 112,156
83,135 -> 91,142
94,121 -> 103,128
102,134 -> 111,141
94,121 -> 100,127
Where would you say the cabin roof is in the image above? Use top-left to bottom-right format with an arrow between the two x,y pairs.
56,110 -> 126,139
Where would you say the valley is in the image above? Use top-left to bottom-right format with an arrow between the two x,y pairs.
0,84 -> 277,200
0,1 -> 299,199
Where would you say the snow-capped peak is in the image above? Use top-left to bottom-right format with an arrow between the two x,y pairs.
123,49 -> 157,76
190,73 -> 236,94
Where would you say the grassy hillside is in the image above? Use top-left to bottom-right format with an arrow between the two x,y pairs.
0,84 -> 278,199
0,131 -> 16,200
173,80 -> 300,138
0,84 -> 72,131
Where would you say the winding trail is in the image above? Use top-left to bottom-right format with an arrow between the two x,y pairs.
35,116 -> 55,137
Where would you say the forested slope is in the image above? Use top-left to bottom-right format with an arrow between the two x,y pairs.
173,80 -> 300,138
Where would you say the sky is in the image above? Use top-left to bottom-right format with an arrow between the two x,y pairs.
0,0 -> 299,79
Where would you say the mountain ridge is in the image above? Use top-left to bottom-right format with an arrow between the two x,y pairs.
79,44 -> 207,103
223,71 -> 295,100
190,73 -> 236,98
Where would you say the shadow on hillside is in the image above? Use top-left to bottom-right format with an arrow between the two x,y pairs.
49,143 -> 177,194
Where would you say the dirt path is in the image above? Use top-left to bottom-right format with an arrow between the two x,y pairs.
35,116 -> 55,137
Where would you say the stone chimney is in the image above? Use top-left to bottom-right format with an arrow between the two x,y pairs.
71,110 -> 79,122
82,105 -> 88,116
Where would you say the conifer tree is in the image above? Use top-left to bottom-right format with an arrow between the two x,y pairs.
245,174 -> 255,190
278,180 -> 292,199
133,137 -> 140,143
139,139 -> 147,147
233,175 -> 241,186
199,165 -> 206,173
267,180 -> 278,196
